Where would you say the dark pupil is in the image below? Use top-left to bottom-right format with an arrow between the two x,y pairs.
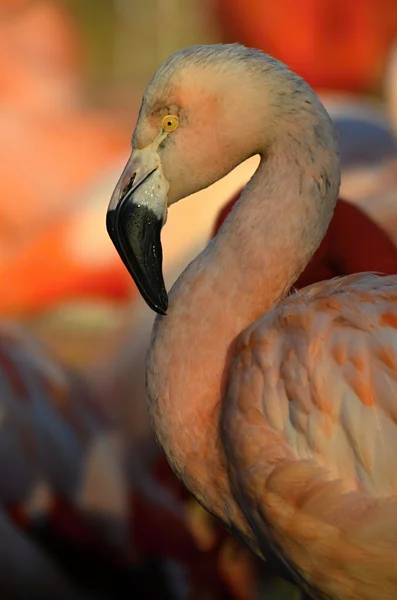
168,121 -> 172,126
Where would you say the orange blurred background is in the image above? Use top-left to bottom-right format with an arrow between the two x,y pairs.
1,0 -> 397,321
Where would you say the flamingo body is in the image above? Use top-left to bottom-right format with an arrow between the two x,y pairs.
107,43 -> 397,599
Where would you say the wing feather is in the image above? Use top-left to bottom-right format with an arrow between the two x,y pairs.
222,274 -> 397,599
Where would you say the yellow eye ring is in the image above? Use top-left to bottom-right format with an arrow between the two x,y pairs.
162,115 -> 179,132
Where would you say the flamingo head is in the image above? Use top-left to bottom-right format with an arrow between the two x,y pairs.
106,44 -> 328,314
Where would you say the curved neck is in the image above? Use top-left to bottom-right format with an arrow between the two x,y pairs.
147,128 -> 339,522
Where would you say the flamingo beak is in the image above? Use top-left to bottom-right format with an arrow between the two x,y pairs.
106,147 -> 169,315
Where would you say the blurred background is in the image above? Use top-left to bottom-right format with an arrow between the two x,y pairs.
2,0 -> 397,359
1,1 -> 397,598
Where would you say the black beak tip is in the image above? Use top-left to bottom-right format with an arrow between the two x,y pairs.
106,204 -> 168,316
152,297 -> 168,316
143,278 -> 168,315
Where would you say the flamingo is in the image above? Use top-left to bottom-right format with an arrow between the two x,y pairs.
107,44 -> 397,599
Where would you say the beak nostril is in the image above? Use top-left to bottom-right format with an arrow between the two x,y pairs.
122,173 -> 136,196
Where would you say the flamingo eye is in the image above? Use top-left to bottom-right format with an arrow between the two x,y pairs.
162,115 -> 179,132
